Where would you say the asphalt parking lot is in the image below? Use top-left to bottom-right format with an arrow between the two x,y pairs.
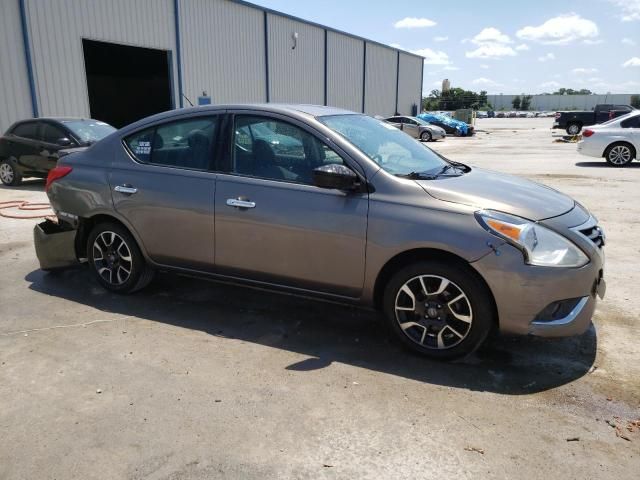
1,117 -> 638,479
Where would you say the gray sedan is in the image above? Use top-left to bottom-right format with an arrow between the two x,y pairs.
38,104 -> 605,360
385,115 -> 446,142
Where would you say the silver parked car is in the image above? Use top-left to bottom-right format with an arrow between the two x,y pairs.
577,110 -> 639,167
38,104 -> 606,360
384,115 -> 446,142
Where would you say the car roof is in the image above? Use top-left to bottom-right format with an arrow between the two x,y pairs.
119,103 -> 362,134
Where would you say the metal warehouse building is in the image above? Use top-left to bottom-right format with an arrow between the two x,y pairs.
0,0 -> 424,132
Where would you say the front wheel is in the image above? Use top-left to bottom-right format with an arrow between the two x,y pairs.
382,261 -> 495,360
87,222 -> 154,293
605,143 -> 635,167
0,159 -> 22,186
420,131 -> 432,142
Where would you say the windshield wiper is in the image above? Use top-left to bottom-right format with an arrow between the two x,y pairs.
397,171 -> 437,180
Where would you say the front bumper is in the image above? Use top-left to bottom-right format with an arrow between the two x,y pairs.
472,241 -> 604,337
34,220 -> 79,270
431,130 -> 446,140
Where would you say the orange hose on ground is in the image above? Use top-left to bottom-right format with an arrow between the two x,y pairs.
0,200 -> 56,220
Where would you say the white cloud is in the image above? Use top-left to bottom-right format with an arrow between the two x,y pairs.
466,44 -> 517,59
472,27 -> 512,45
516,14 -> 599,45
515,44 -> 529,51
622,37 -> 637,46
538,53 -> 556,62
466,27 -> 517,58
433,36 -> 449,42
540,81 -> 561,89
412,48 -> 451,65
471,77 -> 503,87
572,67 -> 598,74
394,17 -> 437,29
480,64 -> 489,69
609,0 -> 640,21
443,65 -> 460,71
623,57 -> 640,67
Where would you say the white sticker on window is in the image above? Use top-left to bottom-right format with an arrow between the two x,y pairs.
135,141 -> 151,155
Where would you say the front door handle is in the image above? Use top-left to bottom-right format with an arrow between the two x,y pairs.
226,198 -> 256,209
114,185 -> 138,195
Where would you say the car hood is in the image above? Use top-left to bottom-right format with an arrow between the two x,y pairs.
416,167 -> 575,221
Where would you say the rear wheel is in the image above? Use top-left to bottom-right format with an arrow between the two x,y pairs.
382,261 -> 495,360
0,159 -> 22,186
87,222 -> 154,293
420,130 -> 432,142
566,123 -> 581,135
605,143 -> 635,167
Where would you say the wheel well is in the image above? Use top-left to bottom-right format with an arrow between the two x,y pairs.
372,248 -> 498,324
604,141 -> 636,159
75,214 -> 131,259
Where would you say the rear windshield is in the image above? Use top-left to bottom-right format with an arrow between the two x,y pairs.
62,120 -> 116,144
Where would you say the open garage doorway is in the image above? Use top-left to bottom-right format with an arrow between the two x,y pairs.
82,39 -> 173,128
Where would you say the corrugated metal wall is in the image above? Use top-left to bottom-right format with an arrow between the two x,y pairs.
397,53 -> 422,115
0,1 -> 33,133
326,32 -> 364,112
487,93 -> 636,111
180,0 -> 266,104
23,0 -> 178,118
364,43 -> 397,117
267,13 -> 324,104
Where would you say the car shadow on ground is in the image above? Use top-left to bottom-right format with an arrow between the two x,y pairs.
0,178 -> 46,192
575,161 -> 640,168
25,267 -> 597,396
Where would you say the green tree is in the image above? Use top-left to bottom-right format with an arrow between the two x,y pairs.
631,95 -> 640,109
520,95 -> 532,111
512,96 -> 521,110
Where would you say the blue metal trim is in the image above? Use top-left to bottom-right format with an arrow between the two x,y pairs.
420,59 -> 424,112
228,0 -> 424,61
264,11 -> 270,102
395,51 -> 400,114
167,50 -> 176,109
361,42 -> 366,113
323,29 -> 328,106
173,0 -> 184,108
18,0 -> 38,117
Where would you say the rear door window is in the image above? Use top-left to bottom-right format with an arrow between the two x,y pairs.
11,122 -> 40,140
621,115 -> 640,128
124,117 -> 218,171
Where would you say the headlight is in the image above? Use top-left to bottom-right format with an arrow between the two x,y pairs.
476,210 -> 589,268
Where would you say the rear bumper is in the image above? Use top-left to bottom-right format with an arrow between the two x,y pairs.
33,220 -> 79,270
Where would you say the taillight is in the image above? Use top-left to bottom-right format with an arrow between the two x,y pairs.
582,129 -> 595,137
45,165 -> 72,191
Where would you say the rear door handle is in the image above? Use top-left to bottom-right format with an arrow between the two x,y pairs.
114,185 -> 138,195
226,198 -> 255,209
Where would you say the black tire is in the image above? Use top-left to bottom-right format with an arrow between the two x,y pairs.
0,159 -> 22,186
382,260 -> 495,360
87,222 -> 154,293
566,123 -> 581,135
420,130 -> 432,142
604,142 -> 635,167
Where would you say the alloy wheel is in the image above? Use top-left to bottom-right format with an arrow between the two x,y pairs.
608,145 -> 632,165
92,231 -> 133,286
0,163 -> 14,184
394,275 -> 473,350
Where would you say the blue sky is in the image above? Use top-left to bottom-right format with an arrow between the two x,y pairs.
249,0 -> 640,95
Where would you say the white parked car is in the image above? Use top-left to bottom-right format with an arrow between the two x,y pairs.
577,111 -> 640,167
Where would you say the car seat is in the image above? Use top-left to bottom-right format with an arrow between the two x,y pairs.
252,139 -> 284,180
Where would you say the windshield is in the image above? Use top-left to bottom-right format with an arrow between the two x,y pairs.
318,114 -> 448,176
413,117 -> 429,126
62,120 -> 116,143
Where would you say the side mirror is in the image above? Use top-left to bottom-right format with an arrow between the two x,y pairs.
57,137 -> 72,147
312,164 -> 359,191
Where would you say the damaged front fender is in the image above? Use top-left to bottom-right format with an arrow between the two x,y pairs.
34,219 -> 79,271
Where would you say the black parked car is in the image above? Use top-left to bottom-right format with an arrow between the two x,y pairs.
0,117 -> 116,186
553,104 -> 635,135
